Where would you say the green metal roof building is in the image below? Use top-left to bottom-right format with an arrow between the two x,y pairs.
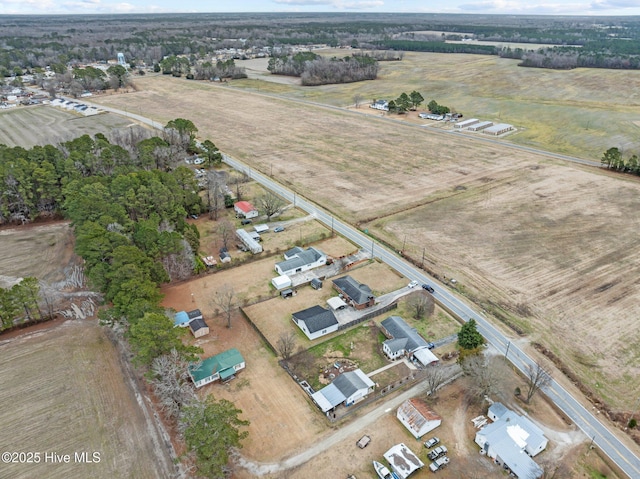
189,348 -> 245,388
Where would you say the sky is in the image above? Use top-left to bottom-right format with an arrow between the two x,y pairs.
1,0 -> 640,16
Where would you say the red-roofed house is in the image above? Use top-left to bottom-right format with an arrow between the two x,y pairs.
234,201 -> 259,219
397,398 -> 442,438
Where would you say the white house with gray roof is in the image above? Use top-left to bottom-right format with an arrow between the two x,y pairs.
380,316 -> 438,366
275,247 -> 326,276
311,369 -> 375,412
475,403 -> 547,478
292,305 -> 339,340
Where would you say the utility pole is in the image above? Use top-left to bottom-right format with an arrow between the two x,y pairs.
505,341 -> 511,361
371,239 -> 375,259
402,235 -> 406,253
331,216 -> 334,236
421,247 -> 425,268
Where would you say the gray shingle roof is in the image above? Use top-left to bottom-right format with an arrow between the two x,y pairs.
292,305 -> 338,334
276,247 -> 324,273
332,275 -> 374,305
381,316 -> 430,352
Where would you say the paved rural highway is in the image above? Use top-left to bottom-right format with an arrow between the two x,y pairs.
222,153 -> 640,479
65,93 -> 634,476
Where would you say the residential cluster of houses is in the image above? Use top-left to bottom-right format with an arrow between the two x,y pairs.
0,87 -> 48,108
172,309 -> 247,389
50,97 -> 101,116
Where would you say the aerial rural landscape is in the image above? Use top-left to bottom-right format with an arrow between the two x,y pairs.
1,10 -> 640,479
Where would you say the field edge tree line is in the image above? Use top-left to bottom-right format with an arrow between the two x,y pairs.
0,119 -> 249,477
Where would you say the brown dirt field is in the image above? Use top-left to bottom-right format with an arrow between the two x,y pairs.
93,78 -> 640,410
0,221 -> 77,285
0,320 -> 172,479
0,105 -> 133,148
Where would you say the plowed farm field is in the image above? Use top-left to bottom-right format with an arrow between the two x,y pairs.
0,105 -> 133,149
92,75 -> 640,411
0,320 -> 173,479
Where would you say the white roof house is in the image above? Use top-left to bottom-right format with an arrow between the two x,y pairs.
383,443 -> 424,479
311,369 -> 375,412
475,403 -> 547,479
271,275 -> 292,290
397,398 -> 442,439
236,229 -> 262,254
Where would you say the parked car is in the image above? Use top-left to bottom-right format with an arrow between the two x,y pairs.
429,455 -> 449,472
356,434 -> 371,449
422,284 -> 435,293
241,219 -> 252,225
408,280 -> 419,289
428,446 -> 448,461
427,342 -> 436,350
424,437 -> 440,448
274,226 -> 285,233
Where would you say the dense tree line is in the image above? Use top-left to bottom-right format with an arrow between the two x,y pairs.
1,13 -> 640,77
601,147 -> 640,175
0,277 -> 43,331
375,39 -> 498,55
387,90 -> 424,114
269,52 -> 378,85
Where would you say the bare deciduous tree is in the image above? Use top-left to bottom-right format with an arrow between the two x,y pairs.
408,292 -> 435,320
216,219 -> 234,251
212,284 -> 236,328
206,171 -> 225,221
257,192 -> 284,219
353,93 -> 363,108
151,349 -> 196,420
276,331 -> 297,360
461,354 -> 507,401
525,361 -> 552,404
424,363 -> 448,397
229,172 -> 248,201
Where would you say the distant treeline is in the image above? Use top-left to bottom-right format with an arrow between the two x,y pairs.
2,13 -> 640,76
268,52 -> 379,85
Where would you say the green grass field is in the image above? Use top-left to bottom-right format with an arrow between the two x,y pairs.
234,51 -> 640,161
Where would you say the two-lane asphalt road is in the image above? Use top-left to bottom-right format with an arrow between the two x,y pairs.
223,153 -> 640,479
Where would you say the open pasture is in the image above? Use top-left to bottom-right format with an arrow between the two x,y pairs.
0,105 -> 133,148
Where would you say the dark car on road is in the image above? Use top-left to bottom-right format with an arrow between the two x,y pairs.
422,284 -> 435,293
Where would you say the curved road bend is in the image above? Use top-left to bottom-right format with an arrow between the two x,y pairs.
222,153 -> 640,479
65,98 -> 634,476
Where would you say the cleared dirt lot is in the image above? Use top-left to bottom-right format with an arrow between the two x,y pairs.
94,77 -> 640,411
0,221 -> 76,285
0,320 -> 172,479
0,105 -> 133,148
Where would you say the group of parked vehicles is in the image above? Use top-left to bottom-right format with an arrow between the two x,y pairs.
424,437 -> 450,473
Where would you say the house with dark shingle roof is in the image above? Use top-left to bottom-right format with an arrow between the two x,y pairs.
188,348 -> 245,388
189,317 -> 209,338
332,275 -> 375,310
380,316 -> 438,366
292,305 -> 339,340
